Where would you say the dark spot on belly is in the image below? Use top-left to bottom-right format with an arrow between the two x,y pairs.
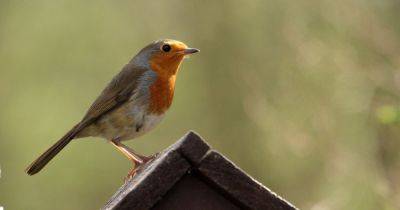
135,115 -> 145,132
136,123 -> 143,132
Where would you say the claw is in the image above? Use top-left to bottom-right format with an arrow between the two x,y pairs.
141,152 -> 160,163
123,153 -> 159,182
125,167 -> 139,182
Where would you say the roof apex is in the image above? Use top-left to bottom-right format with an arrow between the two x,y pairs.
103,131 -> 297,210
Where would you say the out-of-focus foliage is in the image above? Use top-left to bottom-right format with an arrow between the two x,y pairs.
1,0 -> 400,209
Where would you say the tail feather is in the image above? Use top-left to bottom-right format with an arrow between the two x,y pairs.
25,125 -> 80,175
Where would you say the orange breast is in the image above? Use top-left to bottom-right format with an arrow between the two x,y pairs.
148,75 -> 176,114
148,51 -> 184,114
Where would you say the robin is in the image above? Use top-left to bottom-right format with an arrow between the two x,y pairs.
25,39 -> 199,178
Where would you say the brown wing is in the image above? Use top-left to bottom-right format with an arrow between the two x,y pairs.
78,63 -> 148,129
25,64 -> 148,175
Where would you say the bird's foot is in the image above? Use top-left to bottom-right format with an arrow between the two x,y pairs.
124,153 -> 160,182
125,166 -> 140,182
140,152 -> 160,163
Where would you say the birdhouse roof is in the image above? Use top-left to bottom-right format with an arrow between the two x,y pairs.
103,131 -> 297,210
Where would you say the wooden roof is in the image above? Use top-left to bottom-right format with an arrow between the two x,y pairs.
103,131 -> 297,210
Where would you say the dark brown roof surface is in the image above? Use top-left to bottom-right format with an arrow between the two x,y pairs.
103,131 -> 298,210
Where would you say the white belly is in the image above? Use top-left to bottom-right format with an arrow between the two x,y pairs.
82,102 -> 165,141
118,102 -> 165,140
127,113 -> 164,140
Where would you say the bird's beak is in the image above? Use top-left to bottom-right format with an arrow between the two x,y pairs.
183,48 -> 200,55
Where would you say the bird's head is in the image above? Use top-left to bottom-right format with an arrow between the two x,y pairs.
134,39 -> 199,77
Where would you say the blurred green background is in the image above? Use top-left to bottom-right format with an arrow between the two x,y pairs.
1,0 -> 400,209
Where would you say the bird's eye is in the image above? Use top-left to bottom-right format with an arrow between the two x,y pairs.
161,44 -> 171,52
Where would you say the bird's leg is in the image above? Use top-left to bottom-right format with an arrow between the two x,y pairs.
110,139 -> 156,180
110,140 -> 144,164
118,143 -> 156,163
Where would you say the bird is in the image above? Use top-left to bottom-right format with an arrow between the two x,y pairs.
25,39 -> 199,179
